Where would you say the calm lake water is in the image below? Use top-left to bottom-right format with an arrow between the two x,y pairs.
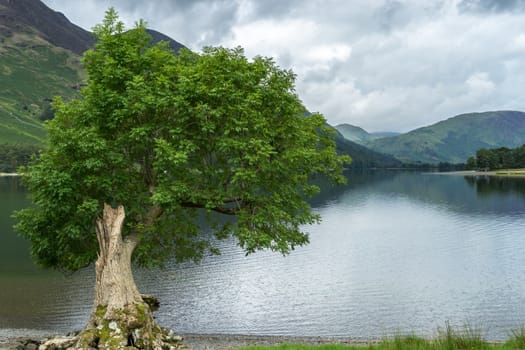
1,171 -> 525,340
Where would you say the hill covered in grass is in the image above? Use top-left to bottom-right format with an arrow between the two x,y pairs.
332,128 -> 402,168
0,0 -> 89,144
336,111 -> 525,164
0,0 -> 187,146
335,124 -> 400,144
0,30 -> 84,144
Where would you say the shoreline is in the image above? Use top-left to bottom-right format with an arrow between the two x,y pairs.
1,332 -> 508,350
429,170 -> 525,177
0,333 -> 379,350
180,334 -> 378,350
0,173 -> 20,177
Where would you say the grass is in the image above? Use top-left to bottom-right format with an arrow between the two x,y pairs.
494,169 -> 525,176
0,32 -> 83,145
236,325 -> 525,350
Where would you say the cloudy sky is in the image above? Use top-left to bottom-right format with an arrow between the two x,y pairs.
41,0 -> 525,132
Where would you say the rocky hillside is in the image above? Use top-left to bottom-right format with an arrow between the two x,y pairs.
0,0 -> 94,54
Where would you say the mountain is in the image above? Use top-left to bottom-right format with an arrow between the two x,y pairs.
367,111 -> 525,164
335,124 -> 373,144
0,0 -> 85,144
0,0 -> 185,145
0,0 -> 94,54
0,0 -> 184,54
146,29 -> 185,52
331,128 -> 402,168
335,123 -> 400,144
372,131 -> 400,138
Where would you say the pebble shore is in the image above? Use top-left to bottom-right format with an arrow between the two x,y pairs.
0,334 -> 377,350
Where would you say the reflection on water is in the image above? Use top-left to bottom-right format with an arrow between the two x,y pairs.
1,172 -> 525,340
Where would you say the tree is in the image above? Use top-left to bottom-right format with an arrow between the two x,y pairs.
465,156 -> 477,170
475,148 -> 497,170
14,10 -> 348,350
0,143 -> 39,172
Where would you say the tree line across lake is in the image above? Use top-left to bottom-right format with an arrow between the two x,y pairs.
2,141 -> 524,174
0,143 -> 39,173
466,145 -> 525,170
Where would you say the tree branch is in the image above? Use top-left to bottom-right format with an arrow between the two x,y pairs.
145,205 -> 163,226
179,199 -> 245,215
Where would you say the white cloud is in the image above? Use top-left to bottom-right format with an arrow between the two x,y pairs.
511,33 -> 525,50
465,72 -> 495,94
306,44 -> 352,63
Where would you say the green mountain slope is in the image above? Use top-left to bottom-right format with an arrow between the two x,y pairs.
0,31 -> 84,144
335,123 -> 400,145
367,111 -> 525,163
335,124 -> 374,144
0,0 -> 188,146
0,0 -> 87,145
332,128 -> 402,168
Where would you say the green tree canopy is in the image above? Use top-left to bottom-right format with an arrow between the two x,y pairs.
468,145 -> 525,170
15,10 -> 348,273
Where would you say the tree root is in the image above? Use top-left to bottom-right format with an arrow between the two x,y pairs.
36,327 -> 185,350
35,301 -> 185,350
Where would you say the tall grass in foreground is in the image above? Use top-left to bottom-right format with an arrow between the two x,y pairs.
238,325 -> 525,350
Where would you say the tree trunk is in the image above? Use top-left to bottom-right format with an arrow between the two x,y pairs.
94,204 -> 142,312
63,204 -> 182,350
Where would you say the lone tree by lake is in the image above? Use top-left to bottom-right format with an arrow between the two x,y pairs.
13,9 -> 348,350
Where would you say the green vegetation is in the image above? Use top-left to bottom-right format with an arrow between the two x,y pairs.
333,129 -> 401,169
0,143 -> 40,172
364,111 -> 525,164
466,145 -> 525,171
335,124 -> 399,145
0,31 -> 84,145
237,326 -> 525,350
14,10 -> 348,348
494,169 -> 525,176
335,124 -> 379,144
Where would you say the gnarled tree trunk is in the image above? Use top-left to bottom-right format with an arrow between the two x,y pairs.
61,204 -> 181,350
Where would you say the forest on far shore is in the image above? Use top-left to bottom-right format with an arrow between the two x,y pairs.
0,144 -> 40,173
466,145 -> 525,170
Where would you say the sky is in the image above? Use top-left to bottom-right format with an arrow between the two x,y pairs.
41,0 -> 525,132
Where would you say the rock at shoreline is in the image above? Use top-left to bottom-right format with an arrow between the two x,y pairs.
0,337 -> 43,350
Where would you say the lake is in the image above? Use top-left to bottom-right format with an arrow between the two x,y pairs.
1,171 -> 524,341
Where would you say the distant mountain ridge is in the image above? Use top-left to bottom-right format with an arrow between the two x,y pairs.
335,124 -> 400,144
332,129 -> 402,168
338,111 -> 525,164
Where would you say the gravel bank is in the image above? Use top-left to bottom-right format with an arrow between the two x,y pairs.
0,334 -> 377,350
180,334 -> 376,350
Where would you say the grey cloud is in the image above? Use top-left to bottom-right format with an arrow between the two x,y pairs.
245,0 -> 302,20
375,0 -> 407,32
115,0 -> 240,47
40,0 -> 525,132
458,0 -> 525,13
113,0 -> 211,12
42,0 -> 240,47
